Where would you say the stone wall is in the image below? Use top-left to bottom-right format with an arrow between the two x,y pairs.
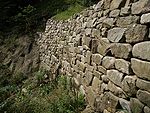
36,0 -> 150,113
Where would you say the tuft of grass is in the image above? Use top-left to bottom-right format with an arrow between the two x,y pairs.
53,3 -> 85,20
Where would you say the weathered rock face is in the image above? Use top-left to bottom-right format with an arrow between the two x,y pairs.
1,35 -> 40,76
37,0 -> 150,112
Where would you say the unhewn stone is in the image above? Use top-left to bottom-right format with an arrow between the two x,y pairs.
107,28 -> 126,42
131,58 -> 150,80
109,9 -> 120,17
136,78 -> 150,92
115,59 -> 130,74
101,92 -> 119,112
132,41 -> 150,61
110,0 -> 126,10
97,38 -> 110,56
101,83 -> 108,93
83,70 -> 93,86
104,109 -> 111,113
82,35 -> 91,47
86,51 -> 92,64
93,70 -> 103,79
86,86 -> 96,107
116,16 -> 139,28
144,106 -> 150,113
102,56 -> 115,69
125,24 -> 147,43
76,60 -> 86,72
130,98 -> 144,113
107,70 -> 124,87
120,7 -> 130,16
92,77 -> 102,93
92,54 -> 103,65
85,28 -> 92,36
110,43 -> 132,59
137,90 -> 150,107
122,76 -> 137,96
97,66 -> 107,75
103,18 -> 115,27
92,29 -> 101,38
141,13 -> 150,24
108,81 -> 127,98
119,98 -> 131,113
131,0 -> 149,14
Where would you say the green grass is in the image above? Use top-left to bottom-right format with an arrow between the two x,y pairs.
53,4 -> 85,20
0,69 -> 86,113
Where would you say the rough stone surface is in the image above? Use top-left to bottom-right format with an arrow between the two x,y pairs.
97,66 -> 107,75
122,76 -> 137,96
131,58 -> 150,80
110,0 -> 125,10
136,78 -> 150,92
120,7 -> 130,16
116,16 -> 139,28
131,0 -> 150,14
99,92 -> 119,112
141,13 -> 150,24
86,86 -> 96,107
132,41 -> 150,61
130,98 -> 144,113
109,9 -> 120,17
115,59 -> 130,74
92,54 -> 103,65
108,81 -> 127,98
97,38 -> 110,56
107,28 -> 126,42
125,24 -> 147,43
110,43 -> 132,59
102,56 -> 115,69
144,106 -> 150,113
137,90 -> 150,107
107,70 -> 124,87
119,98 -> 131,113
92,77 -> 102,93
